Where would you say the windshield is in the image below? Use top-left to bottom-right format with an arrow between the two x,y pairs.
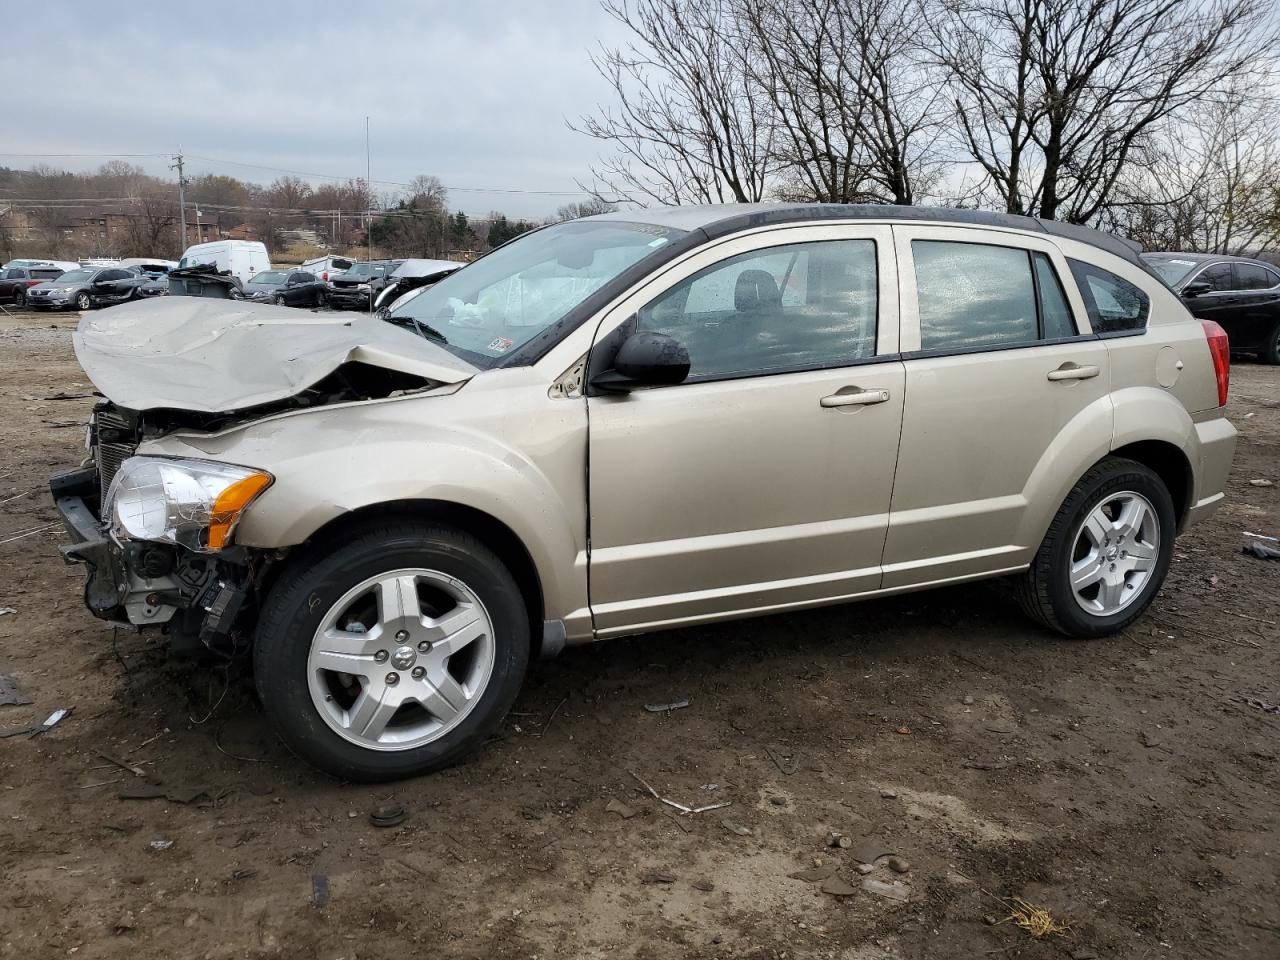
250,270 -> 289,284
1141,255 -> 1201,288
383,220 -> 684,364
56,270 -> 93,284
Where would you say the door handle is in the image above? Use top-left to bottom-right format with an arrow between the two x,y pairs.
820,388 -> 891,408
1047,363 -> 1100,382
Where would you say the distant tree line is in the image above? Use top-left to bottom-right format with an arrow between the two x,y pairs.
577,0 -> 1280,254
0,164 -> 613,263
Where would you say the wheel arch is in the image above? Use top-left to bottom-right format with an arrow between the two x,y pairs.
1109,439 -> 1193,531
275,498 -> 548,653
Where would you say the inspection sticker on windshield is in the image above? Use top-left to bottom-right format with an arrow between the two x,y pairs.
487,336 -> 515,353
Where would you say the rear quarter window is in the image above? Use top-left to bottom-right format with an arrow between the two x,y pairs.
1067,259 -> 1150,335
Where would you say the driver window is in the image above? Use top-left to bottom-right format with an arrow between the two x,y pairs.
635,239 -> 878,380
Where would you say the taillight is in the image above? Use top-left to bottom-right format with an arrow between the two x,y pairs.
25,279 -> 41,287
1201,319 -> 1230,407
322,271 -> 329,281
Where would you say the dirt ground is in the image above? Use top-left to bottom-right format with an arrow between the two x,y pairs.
1,305 -> 1277,960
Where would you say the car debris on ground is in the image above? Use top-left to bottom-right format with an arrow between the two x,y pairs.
0,673 -> 32,706
0,707 -> 71,738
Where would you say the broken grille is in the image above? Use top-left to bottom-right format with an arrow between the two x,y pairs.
95,408 -> 137,504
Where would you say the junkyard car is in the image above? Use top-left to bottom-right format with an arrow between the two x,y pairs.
326,259 -> 403,311
27,266 -> 148,311
52,204 -> 1236,781
1142,252 -> 1280,364
372,258 -> 463,314
0,265 -> 65,306
242,269 -> 327,307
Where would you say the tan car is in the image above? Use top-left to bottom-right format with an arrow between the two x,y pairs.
52,204 -> 1236,781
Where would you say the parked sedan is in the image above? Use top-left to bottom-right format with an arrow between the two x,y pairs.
52,204 -> 1235,782
1142,253 -> 1280,363
0,265 -> 66,306
242,269 -> 327,307
25,267 -> 149,311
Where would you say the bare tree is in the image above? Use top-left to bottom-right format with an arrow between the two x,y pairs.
929,0 -> 1280,222
122,187 -> 180,257
742,0 -> 946,204
1105,85 -> 1280,254
575,0 -> 774,204
266,175 -> 315,210
405,175 -> 448,211
555,198 -> 618,220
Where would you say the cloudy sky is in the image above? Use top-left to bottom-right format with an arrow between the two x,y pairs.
1,1 -> 632,218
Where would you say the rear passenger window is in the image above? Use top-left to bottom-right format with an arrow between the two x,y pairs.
1236,263 -> 1279,290
1067,259 -> 1150,335
913,241 -> 1039,350
637,239 -> 878,380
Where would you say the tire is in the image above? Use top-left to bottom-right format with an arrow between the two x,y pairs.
74,291 -> 92,311
313,290 -> 324,308
1262,321 -> 1280,365
1016,456 -> 1175,638
272,294 -> 286,306
254,520 -> 530,781
13,289 -> 25,308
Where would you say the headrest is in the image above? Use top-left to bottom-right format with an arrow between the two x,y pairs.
734,269 -> 781,312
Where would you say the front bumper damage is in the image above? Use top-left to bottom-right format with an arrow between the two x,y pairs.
51,464 -> 258,655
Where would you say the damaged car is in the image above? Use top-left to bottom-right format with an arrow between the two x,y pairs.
53,204 -> 1236,782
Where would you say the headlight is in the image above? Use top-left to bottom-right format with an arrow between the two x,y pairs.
106,457 -> 273,552
356,282 -> 370,291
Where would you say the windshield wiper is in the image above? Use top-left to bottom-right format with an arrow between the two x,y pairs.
384,313 -> 449,344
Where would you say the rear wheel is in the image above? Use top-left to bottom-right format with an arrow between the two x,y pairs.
13,288 -> 25,308
1262,320 -> 1280,365
255,521 -> 530,781
1017,457 -> 1174,638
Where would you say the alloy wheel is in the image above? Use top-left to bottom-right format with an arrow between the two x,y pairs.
306,568 -> 495,752
1069,491 -> 1160,617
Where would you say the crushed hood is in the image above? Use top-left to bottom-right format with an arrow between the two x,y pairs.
74,296 -> 478,413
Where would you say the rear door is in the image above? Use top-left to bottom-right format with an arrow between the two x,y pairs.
883,226 -> 1111,588
1230,262 -> 1280,351
586,225 -> 905,634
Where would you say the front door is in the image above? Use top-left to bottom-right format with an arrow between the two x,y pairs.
586,226 -> 905,635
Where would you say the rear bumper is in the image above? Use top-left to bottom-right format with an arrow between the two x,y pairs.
1185,414 -> 1237,529
50,466 -> 127,617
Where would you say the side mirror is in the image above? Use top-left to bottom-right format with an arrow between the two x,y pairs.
591,330 -> 690,393
1182,281 -> 1211,298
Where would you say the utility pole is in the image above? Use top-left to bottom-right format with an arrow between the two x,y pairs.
170,151 -> 186,254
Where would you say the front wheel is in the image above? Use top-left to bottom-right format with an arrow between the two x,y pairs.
254,521 -> 530,781
1016,457 -> 1174,638
74,291 -> 92,311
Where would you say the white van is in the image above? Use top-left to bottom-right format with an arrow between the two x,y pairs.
300,254 -> 355,283
177,240 -> 271,284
